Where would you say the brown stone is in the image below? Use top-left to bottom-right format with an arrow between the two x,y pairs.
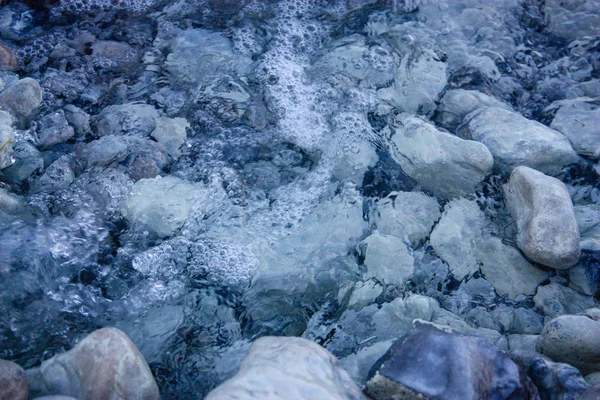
32,328 -> 159,400
0,359 -> 29,400
0,43 -> 17,71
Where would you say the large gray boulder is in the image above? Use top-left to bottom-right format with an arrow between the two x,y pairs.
435,89 -> 512,131
550,98 -> 600,158
365,321 -> 538,400
27,328 -> 159,400
0,78 -> 42,121
0,359 -> 28,400
205,336 -> 368,400
459,107 -> 579,175
386,114 -> 493,198
537,309 -> 600,375
504,166 -> 581,269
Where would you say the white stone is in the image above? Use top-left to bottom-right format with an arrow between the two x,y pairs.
205,336 -> 368,400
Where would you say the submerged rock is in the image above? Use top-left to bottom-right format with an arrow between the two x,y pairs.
435,89 -> 512,132
28,327 -> 159,400
0,359 -> 28,400
93,103 -> 159,137
459,107 -> 579,175
430,198 -> 547,295
79,135 -> 129,167
505,166 -> 581,269
365,321 -> 538,400
205,336 -> 367,400
386,114 -> 493,198
369,191 -> 440,246
544,0 -> 600,41
358,231 -> 414,286
150,116 -> 189,158
378,49 -> 447,114
165,28 -> 252,86
550,98 -> 600,158
36,110 -> 75,149
121,176 -> 211,238
537,310 -> 600,375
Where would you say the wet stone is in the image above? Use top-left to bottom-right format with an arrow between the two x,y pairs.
0,359 -> 28,400
28,327 -> 159,400
505,166 -> 581,269
0,78 -> 42,122
365,321 -> 538,400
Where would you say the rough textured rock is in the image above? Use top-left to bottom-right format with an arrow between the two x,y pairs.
150,116 -> 189,158
505,166 -> 581,269
459,107 -> 579,175
0,78 -> 43,121
0,109 -> 14,169
121,176 -> 210,238
79,135 -> 129,167
435,89 -> 512,131
544,0 -> 600,41
0,141 -> 43,182
386,114 -> 493,198
369,191 -> 440,246
365,321 -> 538,400
550,98 -> 600,158
93,103 -> 159,137
205,336 -> 368,400
28,328 -> 159,400
0,359 -> 28,400
378,49 -> 447,114
36,110 -> 75,149
534,283 -> 595,319
528,357 -> 590,400
537,310 -> 600,375
357,231 -> 414,286
430,198 -> 547,295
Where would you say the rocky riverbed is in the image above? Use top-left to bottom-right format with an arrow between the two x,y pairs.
0,0 -> 599,399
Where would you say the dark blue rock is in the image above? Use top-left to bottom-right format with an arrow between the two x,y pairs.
527,357 -> 589,400
366,321 -> 539,400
